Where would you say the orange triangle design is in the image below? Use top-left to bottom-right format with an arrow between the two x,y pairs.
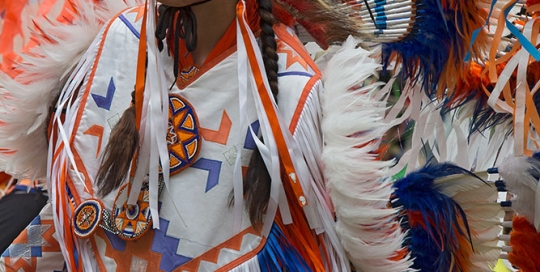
182,114 -> 195,130
169,153 -> 181,168
186,140 -> 198,159
175,227 -> 260,271
171,97 -> 186,111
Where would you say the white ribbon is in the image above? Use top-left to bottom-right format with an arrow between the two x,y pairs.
127,0 -> 170,230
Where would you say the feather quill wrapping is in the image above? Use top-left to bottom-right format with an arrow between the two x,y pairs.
392,163 -> 479,272
0,0 -> 143,180
321,36 -> 411,272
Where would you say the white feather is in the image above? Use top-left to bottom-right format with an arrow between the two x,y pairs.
498,156 -> 539,227
433,170 -> 504,270
322,36 -> 413,272
434,171 -> 489,198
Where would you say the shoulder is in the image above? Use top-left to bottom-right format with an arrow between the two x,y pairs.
274,23 -> 321,79
273,24 -> 322,134
99,5 -> 145,44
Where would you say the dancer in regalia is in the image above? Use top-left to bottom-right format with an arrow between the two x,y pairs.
0,0 -> 365,270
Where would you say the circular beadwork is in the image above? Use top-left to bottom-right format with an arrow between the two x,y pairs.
112,181 -> 152,241
73,199 -> 104,238
167,94 -> 201,176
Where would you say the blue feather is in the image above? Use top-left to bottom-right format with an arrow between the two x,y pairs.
257,223 -> 311,271
392,162 -> 478,271
381,0 -> 470,98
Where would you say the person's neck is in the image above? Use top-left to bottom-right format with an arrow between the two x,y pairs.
190,0 -> 237,66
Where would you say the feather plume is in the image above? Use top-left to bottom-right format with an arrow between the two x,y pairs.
498,155 -> 540,230
257,223 -> 311,271
0,0 -> 143,179
392,162 -> 481,272
434,169 -> 503,270
508,216 -> 540,271
322,36 -> 412,272
273,0 -> 364,48
381,0 -> 493,98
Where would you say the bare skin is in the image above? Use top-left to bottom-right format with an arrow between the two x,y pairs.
157,0 -> 238,66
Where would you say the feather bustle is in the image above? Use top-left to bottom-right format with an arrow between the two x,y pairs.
322,36 -> 412,271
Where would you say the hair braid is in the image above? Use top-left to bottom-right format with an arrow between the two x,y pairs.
95,91 -> 139,197
243,0 -> 279,230
257,0 -> 279,98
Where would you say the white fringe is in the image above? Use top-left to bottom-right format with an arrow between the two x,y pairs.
0,0 -> 142,180
321,36 -> 412,272
293,82 -> 350,271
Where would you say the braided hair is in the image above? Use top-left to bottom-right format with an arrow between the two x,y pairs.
243,0 -> 279,230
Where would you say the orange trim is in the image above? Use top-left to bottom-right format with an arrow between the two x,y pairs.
238,5 -> 325,270
176,46 -> 237,90
89,233 -> 109,271
134,3 -> 148,129
71,147 -> 93,202
3,257 -> 37,272
59,163 -> 78,270
96,227 -> 163,269
215,239 -> 268,271
68,7 -> 139,199
69,8 -> 124,144
215,237 -> 267,272
273,24 -> 321,75
55,8 -> 134,270
237,1 -> 307,208
175,227 -> 263,271
288,75 -> 321,133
